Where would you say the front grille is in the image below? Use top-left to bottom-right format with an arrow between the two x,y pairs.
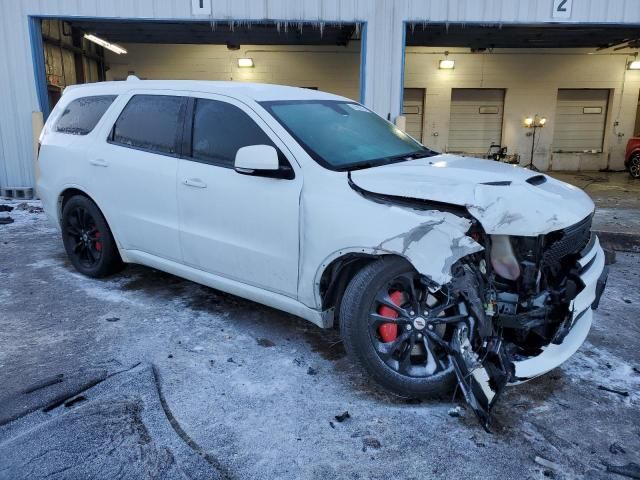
542,214 -> 593,266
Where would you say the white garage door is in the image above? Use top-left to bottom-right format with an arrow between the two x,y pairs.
552,89 -> 609,152
403,88 -> 425,142
448,89 -> 505,155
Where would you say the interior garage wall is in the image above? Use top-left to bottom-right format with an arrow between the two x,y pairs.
404,47 -> 640,171
4,1 -> 640,188
104,43 -> 360,101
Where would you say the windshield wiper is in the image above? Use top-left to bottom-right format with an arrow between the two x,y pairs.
342,149 -> 436,171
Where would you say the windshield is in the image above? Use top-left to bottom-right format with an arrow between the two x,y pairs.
260,100 -> 435,170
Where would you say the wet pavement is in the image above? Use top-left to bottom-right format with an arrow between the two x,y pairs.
0,203 -> 639,480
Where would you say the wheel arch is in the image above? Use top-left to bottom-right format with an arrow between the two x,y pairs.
58,187 -> 92,226
315,249 -> 412,324
57,187 -> 124,253
627,149 -> 640,166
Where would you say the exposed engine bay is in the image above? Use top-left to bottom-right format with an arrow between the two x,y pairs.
437,214 -> 607,429
332,162 -> 611,430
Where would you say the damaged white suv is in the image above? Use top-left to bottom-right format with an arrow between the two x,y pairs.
38,80 -> 608,428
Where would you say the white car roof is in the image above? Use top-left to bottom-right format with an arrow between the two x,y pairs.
63,78 -> 351,103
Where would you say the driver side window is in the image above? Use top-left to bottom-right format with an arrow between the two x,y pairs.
191,99 -> 281,168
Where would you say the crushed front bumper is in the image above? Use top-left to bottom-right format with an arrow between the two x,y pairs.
510,235 -> 608,383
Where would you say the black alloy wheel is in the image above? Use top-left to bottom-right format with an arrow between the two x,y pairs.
64,205 -> 103,268
61,195 -> 123,277
340,257 -> 459,398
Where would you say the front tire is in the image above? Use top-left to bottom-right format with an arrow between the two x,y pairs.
339,257 -> 456,398
61,195 -> 123,278
629,154 -> 640,179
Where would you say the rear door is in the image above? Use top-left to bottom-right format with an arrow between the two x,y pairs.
89,91 -> 187,262
176,95 -> 302,297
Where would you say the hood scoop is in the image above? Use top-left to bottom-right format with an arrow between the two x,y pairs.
526,175 -> 547,186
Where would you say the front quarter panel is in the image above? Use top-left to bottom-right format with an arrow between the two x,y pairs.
298,173 -> 483,309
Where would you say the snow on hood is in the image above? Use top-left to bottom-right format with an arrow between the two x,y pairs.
349,154 -> 595,236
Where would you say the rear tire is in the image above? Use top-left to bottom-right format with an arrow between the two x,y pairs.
61,195 -> 123,278
629,154 -> 640,179
339,257 -> 456,398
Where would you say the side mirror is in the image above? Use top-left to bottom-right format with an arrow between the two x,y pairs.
235,145 -> 279,174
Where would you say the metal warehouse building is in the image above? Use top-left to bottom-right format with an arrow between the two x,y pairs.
3,0 -> 640,195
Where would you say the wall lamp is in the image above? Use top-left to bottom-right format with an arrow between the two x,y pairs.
84,34 -> 127,55
628,59 -> 640,70
237,58 -> 254,68
439,51 -> 455,70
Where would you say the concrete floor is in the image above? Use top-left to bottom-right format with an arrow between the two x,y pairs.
0,203 -> 639,480
548,172 -> 640,252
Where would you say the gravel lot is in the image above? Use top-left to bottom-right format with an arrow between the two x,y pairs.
0,202 -> 639,480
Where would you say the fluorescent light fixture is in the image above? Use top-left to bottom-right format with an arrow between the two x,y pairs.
439,58 -> 455,69
237,58 -> 254,68
84,34 -> 127,55
628,60 -> 640,70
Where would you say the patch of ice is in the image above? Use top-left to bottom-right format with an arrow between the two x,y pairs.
562,341 -> 639,404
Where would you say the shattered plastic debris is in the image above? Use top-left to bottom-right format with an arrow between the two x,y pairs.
334,411 -> 350,422
610,442 -> 626,454
448,406 -> 463,417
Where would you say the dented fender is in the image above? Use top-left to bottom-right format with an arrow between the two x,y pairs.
299,174 -> 483,310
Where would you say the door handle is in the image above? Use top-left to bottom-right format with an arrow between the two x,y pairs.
183,178 -> 207,188
89,158 -> 108,167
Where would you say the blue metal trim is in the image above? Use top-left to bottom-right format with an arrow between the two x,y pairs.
28,16 -> 50,119
31,15 -> 363,25
359,22 -> 367,104
399,21 -> 407,115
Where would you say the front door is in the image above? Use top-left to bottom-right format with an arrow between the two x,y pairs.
177,95 -> 302,297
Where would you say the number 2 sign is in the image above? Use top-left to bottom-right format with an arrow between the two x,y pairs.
552,0 -> 573,19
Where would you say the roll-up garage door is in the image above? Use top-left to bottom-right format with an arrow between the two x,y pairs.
448,88 -> 505,155
403,88 -> 425,142
552,89 -> 609,152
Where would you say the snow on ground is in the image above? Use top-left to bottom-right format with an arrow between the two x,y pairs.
0,201 -> 639,480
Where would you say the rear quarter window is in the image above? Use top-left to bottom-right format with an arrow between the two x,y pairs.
55,95 -> 117,135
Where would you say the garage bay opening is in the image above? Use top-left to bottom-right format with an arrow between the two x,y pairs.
403,22 -> 640,172
36,18 -> 363,114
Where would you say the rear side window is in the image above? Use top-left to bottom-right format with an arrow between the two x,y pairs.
191,99 -> 276,166
55,95 -> 116,135
112,95 -> 186,155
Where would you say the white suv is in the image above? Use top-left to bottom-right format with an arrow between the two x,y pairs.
38,79 -> 607,428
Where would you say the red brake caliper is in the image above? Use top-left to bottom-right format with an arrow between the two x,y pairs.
94,228 -> 102,252
377,290 -> 404,342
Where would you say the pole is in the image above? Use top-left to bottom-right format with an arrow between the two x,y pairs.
526,125 -> 540,172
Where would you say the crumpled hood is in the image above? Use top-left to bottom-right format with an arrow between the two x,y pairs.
349,153 -> 595,235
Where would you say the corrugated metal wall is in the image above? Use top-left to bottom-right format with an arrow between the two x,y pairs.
4,0 -> 640,188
